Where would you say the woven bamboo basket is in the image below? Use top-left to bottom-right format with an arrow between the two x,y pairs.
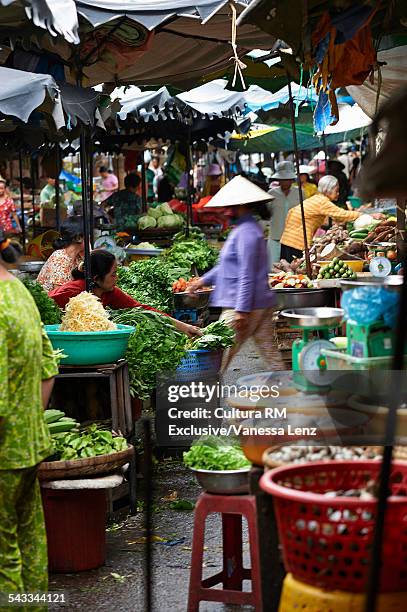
38,445 -> 134,481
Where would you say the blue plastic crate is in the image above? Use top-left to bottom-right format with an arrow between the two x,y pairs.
176,349 -> 223,379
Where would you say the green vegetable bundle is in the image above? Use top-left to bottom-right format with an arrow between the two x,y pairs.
23,280 -> 62,324
51,424 -> 128,461
187,321 -> 235,351
111,308 -> 187,398
117,258 -> 189,313
183,437 -> 250,471
164,239 -> 219,272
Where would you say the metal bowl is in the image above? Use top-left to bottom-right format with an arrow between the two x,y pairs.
340,276 -> 403,292
173,289 -> 212,310
272,288 -> 332,310
281,307 -> 344,328
190,467 -> 250,494
19,260 -> 44,273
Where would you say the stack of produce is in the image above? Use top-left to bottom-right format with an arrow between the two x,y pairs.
309,223 -> 350,258
23,280 -> 62,325
364,217 -> 397,244
46,417 -> 128,461
60,292 -> 116,331
111,308 -> 188,398
183,437 -> 250,470
137,203 -> 184,231
272,258 -> 304,274
172,277 -> 211,293
269,272 -> 314,289
45,409 -> 79,435
265,445 -> 382,466
164,238 -> 219,272
185,321 -> 235,351
317,258 -> 357,280
117,258 -> 190,312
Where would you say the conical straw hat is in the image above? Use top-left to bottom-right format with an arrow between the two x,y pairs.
204,175 -> 273,208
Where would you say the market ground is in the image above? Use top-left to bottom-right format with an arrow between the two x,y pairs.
49,341 -> 284,611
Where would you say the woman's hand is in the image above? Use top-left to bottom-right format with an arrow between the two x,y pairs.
173,319 -> 203,337
186,277 -> 204,293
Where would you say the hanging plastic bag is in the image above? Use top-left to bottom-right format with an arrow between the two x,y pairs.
341,286 -> 399,328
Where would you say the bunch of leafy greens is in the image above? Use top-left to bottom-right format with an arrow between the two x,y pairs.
22,279 -> 62,324
117,258 -> 189,313
164,239 -> 219,272
110,308 -> 187,398
51,425 -> 128,461
183,437 -> 250,470
187,321 -> 235,351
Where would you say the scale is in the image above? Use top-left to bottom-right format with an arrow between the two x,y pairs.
281,308 -> 344,392
340,276 -> 404,359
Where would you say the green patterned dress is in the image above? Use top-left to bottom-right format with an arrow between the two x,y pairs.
0,279 -> 58,602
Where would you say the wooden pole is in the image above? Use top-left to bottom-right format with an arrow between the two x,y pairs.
89,140 -> 94,248
396,198 -> 406,262
286,77 -> 312,277
30,157 -> 36,236
55,146 -> 61,231
18,154 -> 26,254
141,152 -> 147,213
79,127 -> 92,291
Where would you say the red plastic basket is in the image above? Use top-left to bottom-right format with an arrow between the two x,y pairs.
260,460 -> 407,593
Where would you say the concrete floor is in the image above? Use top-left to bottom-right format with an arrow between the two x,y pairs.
49,341 -> 284,611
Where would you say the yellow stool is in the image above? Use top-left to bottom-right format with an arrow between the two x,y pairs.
278,574 -> 407,612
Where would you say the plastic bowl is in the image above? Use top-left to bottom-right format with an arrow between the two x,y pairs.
45,324 -> 135,365
342,260 -> 364,272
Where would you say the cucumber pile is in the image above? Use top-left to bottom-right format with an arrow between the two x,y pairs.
44,410 -> 128,461
317,258 -> 357,280
44,409 -> 79,434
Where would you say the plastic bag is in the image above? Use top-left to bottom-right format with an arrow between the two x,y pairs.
341,287 -> 399,328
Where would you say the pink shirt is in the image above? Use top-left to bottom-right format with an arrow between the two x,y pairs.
100,174 -> 118,201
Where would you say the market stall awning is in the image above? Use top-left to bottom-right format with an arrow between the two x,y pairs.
347,45 -> 407,118
227,123 -> 365,153
0,0 -> 80,44
116,79 -> 275,122
1,1 -> 273,87
0,67 -> 64,127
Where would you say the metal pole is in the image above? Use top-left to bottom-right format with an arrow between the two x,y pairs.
31,157 -> 36,237
365,248 -> 407,611
141,152 -> 147,213
143,418 -> 153,612
18,154 -> 26,254
322,132 -> 329,173
396,199 -> 406,262
55,146 -> 61,232
186,140 -> 192,237
89,140 -> 94,248
79,127 -> 92,291
286,76 -> 312,277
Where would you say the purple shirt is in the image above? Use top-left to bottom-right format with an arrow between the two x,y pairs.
202,214 -> 274,313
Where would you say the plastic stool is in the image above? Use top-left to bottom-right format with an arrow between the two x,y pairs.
187,493 -> 262,611
278,573 -> 407,612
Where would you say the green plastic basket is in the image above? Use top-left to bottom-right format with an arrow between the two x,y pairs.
348,196 -> 363,209
45,324 -> 135,366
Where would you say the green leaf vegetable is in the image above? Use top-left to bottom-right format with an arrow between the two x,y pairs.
23,280 -> 62,324
164,239 -> 219,272
187,321 -> 235,351
117,258 -> 190,313
51,424 -> 128,461
110,308 -> 187,398
183,437 -> 250,471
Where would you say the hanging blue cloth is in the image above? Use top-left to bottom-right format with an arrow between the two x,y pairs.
313,90 -> 335,133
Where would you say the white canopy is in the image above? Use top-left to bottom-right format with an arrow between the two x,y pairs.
347,46 -> 407,118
